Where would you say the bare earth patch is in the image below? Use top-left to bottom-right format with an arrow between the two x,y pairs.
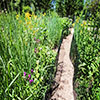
50,28 -> 76,100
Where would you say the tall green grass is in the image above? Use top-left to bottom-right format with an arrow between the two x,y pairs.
0,11 -> 69,99
74,16 -> 100,100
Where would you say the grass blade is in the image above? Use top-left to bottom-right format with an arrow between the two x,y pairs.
5,73 -> 20,93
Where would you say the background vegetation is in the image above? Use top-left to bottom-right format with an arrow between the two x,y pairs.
0,0 -> 100,100
56,0 -> 83,17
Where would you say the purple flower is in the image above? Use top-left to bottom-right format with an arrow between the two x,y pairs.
28,74 -> 31,79
31,69 -> 33,73
34,48 -> 37,53
36,39 -> 40,43
29,79 -> 33,84
24,72 -> 26,76
34,37 -> 36,40
37,39 -> 40,42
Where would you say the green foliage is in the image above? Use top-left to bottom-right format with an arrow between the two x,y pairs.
0,0 -> 52,13
0,11 -> 69,99
87,0 -> 100,16
0,12 -> 69,100
33,0 -> 52,12
74,15 -> 100,99
84,0 -> 100,21
56,0 -> 83,17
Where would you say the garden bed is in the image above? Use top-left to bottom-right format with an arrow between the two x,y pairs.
0,12 -> 72,100
72,17 -> 100,100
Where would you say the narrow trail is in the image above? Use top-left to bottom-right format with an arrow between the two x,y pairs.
50,28 -> 75,100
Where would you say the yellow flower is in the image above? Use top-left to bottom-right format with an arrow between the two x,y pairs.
81,24 -> 83,27
83,21 -> 86,25
43,13 -> 46,16
25,12 -> 31,19
16,14 -> 19,20
99,83 -> 100,86
26,21 -> 31,25
72,23 -> 75,27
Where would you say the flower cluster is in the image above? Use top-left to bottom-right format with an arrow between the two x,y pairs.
25,12 -> 31,20
34,37 -> 40,43
16,14 -> 19,20
24,69 -> 34,84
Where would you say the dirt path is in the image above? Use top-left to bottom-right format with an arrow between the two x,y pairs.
50,28 -> 75,100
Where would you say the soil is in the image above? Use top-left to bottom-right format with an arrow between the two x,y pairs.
49,28 -> 76,100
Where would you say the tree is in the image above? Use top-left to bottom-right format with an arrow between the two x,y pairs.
33,0 -> 52,12
0,0 -> 53,13
56,0 -> 83,17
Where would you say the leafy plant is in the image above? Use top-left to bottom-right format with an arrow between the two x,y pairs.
73,14 -> 100,99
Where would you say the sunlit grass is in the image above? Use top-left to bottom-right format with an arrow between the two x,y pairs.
0,11 -> 70,99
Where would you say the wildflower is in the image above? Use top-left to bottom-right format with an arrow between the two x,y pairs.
34,37 -> 36,40
25,12 -> 31,17
28,74 -> 31,79
31,69 -> 33,73
24,72 -> 26,76
81,24 -> 83,27
26,21 -> 31,25
29,79 -> 33,84
36,39 -> 40,43
16,14 -> 19,20
34,48 -> 37,53
83,21 -> 86,25
72,23 -> 75,27
43,13 -> 46,16
25,12 -> 31,20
